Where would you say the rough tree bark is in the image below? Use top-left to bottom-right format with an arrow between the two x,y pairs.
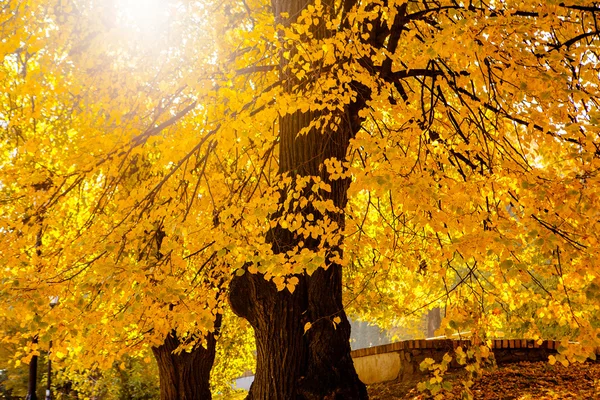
151,315 -> 221,400
229,0 -> 370,398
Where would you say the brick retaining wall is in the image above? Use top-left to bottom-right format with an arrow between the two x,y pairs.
351,339 -> 576,384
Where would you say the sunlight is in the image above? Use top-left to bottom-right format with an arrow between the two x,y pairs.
115,0 -> 168,31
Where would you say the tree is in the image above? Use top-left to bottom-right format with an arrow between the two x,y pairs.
230,0 -> 600,396
2,0 -> 600,399
1,1 -> 245,398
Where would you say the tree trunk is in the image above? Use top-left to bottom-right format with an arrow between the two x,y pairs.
151,315 -> 221,400
426,308 -> 442,338
299,265 -> 366,400
229,0 -> 370,396
230,272 -> 308,399
26,336 -> 38,400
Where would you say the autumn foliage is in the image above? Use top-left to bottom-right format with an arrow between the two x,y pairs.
1,0 -> 600,398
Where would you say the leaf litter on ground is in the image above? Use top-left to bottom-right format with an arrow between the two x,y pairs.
368,361 -> 600,399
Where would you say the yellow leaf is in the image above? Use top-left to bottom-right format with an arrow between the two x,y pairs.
273,276 -> 286,291
304,322 -> 312,333
479,345 -> 490,358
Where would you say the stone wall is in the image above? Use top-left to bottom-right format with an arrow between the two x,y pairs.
351,339 -> 564,385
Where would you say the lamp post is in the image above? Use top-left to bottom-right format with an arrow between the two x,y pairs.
45,296 -> 59,400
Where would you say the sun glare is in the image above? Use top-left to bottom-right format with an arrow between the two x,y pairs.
116,0 -> 168,31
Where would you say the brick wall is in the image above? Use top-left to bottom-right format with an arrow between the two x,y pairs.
351,339 -> 578,384
351,338 -> 563,358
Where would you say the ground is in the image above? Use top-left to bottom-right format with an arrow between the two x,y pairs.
219,361 -> 600,399
367,361 -> 600,399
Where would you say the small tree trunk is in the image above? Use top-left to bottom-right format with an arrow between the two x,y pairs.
426,308 -> 442,338
26,336 -> 38,400
151,315 -> 221,400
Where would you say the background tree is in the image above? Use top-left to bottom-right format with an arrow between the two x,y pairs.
1,1 -> 254,398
